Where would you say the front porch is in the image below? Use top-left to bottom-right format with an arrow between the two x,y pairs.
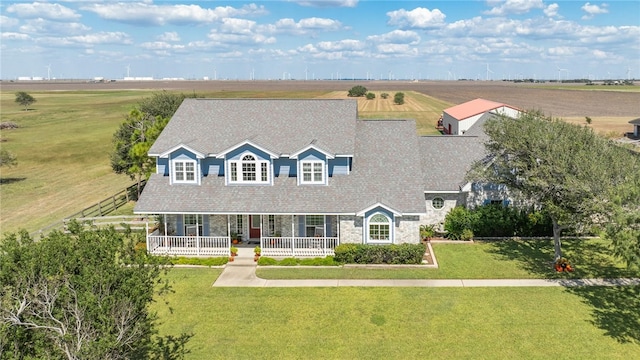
145,213 -> 341,257
146,233 -> 339,257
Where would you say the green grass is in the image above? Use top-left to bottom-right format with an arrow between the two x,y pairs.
154,268 -> 640,359
0,90 -> 328,234
256,238 -> 640,280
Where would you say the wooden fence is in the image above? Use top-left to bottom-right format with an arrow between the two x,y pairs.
31,180 -> 146,237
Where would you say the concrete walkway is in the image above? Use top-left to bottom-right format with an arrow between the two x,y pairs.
213,248 -> 640,288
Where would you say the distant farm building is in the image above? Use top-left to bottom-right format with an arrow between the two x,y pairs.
441,98 -> 521,135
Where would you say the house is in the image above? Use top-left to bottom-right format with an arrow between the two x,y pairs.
441,98 -> 521,135
134,98 -> 505,257
630,118 -> 640,138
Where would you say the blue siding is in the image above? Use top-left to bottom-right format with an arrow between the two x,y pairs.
202,158 -> 224,176
274,158 -> 297,177
298,216 -> 305,237
176,215 -> 184,236
157,158 -> 169,176
171,148 -> 198,161
227,144 -> 271,161
203,216 -> 210,236
329,157 -> 350,176
364,207 -> 394,221
298,148 -> 326,162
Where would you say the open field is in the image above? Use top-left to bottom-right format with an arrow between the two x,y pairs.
154,268 -> 640,359
317,90 -> 452,135
1,80 -> 637,233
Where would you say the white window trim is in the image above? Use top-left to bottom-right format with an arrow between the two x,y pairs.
299,160 -> 325,185
172,159 -> 198,184
366,213 -> 392,244
305,215 -> 325,237
227,152 -> 270,184
431,197 -> 445,210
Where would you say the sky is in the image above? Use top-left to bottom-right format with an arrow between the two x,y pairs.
1,0 -> 639,81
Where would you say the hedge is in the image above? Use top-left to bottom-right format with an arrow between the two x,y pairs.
334,243 -> 425,264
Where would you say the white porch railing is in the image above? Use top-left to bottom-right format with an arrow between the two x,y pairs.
261,237 -> 339,257
147,235 -> 230,256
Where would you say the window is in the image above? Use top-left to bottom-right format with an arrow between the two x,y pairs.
490,199 -> 503,205
229,153 -> 269,184
184,214 -> 203,236
236,215 -> 243,235
432,197 -> 444,210
368,213 -> 390,242
174,160 -> 196,183
301,160 -> 324,184
306,215 -> 324,237
268,215 -> 276,235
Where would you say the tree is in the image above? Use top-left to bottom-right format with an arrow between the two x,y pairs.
604,166 -> 640,268
14,92 -> 36,111
111,109 -> 168,197
365,92 -> 375,100
468,111 -> 639,262
111,92 -> 196,197
393,92 -> 405,105
0,224 -> 191,359
0,149 -> 17,167
347,85 -> 367,97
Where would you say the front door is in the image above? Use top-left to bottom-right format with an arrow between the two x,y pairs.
249,215 -> 261,239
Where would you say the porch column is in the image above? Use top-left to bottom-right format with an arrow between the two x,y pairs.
145,221 -> 150,253
163,215 -> 168,248
291,215 -> 295,255
196,214 -> 200,256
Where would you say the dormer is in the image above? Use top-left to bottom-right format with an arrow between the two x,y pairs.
217,140 -> 278,185
158,144 -> 205,185
290,145 -> 334,186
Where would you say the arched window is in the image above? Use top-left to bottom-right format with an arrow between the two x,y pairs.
368,213 -> 391,242
229,152 -> 269,184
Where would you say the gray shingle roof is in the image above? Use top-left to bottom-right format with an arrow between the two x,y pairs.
136,115 -> 426,215
420,134 -> 487,191
148,98 -> 357,157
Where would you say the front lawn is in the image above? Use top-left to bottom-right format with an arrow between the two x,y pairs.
256,238 -> 640,280
154,268 -> 640,359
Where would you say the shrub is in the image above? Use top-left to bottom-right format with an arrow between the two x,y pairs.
365,92 -> 375,100
257,257 -> 278,265
278,257 -> 299,266
347,85 -> 368,97
393,92 -> 405,105
461,229 -> 474,241
444,206 -> 473,240
334,243 -> 425,264
170,256 -> 228,266
380,93 -> 389,99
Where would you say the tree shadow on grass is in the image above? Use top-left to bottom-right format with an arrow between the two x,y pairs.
0,177 -> 26,185
568,285 -> 640,344
487,238 -> 640,279
486,238 -> 640,344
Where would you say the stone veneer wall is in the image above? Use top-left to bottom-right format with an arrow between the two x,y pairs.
420,192 -> 468,226
209,215 -> 228,236
339,215 -> 363,244
394,215 -> 421,244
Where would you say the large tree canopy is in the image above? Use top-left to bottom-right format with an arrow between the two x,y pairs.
0,224 -> 190,359
111,92 -> 198,196
469,111 -> 639,263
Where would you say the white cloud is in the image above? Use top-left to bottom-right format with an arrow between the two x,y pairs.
1,32 -> 31,41
272,17 -> 343,35
140,41 -> 185,51
19,19 -> 91,36
547,46 -> 575,56
581,2 -> 608,20
367,30 -> 420,45
387,7 -> 446,28
0,15 -> 20,29
81,3 -> 267,26
158,32 -> 180,42
316,39 -> 365,51
375,43 -> 418,56
293,1 -> 358,8
543,3 -> 561,18
484,0 -> 544,16
6,2 -> 80,21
